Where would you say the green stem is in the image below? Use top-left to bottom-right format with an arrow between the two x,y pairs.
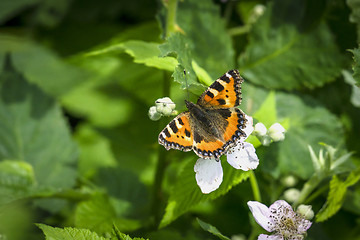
166,0 -> 178,37
228,25 -> 251,36
249,171 -> 261,202
293,175 -> 321,208
151,72 -> 171,226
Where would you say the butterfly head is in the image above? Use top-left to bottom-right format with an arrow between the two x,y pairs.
185,100 -> 195,111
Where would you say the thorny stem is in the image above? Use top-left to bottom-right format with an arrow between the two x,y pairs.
249,170 -> 262,202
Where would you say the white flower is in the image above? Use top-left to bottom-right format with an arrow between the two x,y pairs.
194,158 -> 223,194
248,200 -> 312,240
254,122 -> 267,137
148,106 -> 162,121
155,97 -> 176,116
268,123 -> 286,142
194,115 -> 259,194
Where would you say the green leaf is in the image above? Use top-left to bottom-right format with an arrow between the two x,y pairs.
74,124 -> 117,178
37,223 -> 107,240
0,160 -> 35,204
316,168 -> 360,222
112,224 -> 148,240
75,193 -> 141,235
160,32 -> 205,95
238,1 -> 343,89
197,218 -> 231,240
253,91 -> 277,127
349,47 -> 360,86
86,40 -> 177,71
0,54 -> 78,207
343,70 -> 360,107
176,0 -> 235,78
160,158 -> 251,228
0,34 -> 87,97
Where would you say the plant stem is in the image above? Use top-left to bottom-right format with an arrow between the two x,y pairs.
293,175 -> 321,208
166,0 -> 178,37
151,72 -> 171,226
249,170 -> 261,202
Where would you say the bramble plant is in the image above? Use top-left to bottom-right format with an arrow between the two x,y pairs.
0,0 -> 360,240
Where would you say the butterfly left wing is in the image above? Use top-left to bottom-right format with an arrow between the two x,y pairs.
158,112 -> 193,152
197,69 -> 243,109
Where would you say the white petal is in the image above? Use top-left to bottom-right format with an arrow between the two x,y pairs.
227,142 -> 259,171
247,201 -> 274,232
254,122 -> 267,137
243,115 -> 254,139
269,200 -> 293,212
194,158 -> 223,194
258,234 -> 284,240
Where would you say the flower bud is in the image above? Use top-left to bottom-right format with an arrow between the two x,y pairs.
148,106 -> 161,121
297,204 -> 314,220
268,123 -> 285,142
281,175 -> 297,187
283,188 -> 301,203
254,122 -> 267,137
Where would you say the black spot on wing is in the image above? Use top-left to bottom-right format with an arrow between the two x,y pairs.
217,99 -> 226,105
211,81 -> 224,92
220,75 -> 231,83
169,121 -> 178,133
206,91 -> 214,98
218,109 -> 232,119
164,128 -> 171,138
185,128 -> 191,138
178,117 -> 184,125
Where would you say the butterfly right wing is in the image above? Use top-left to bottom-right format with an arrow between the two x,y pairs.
158,112 -> 193,152
197,69 -> 243,109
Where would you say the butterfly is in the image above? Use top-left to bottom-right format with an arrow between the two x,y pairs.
158,69 -> 248,159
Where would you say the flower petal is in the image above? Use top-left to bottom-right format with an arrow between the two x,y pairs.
269,200 -> 293,213
227,142 -> 259,171
258,234 -> 284,240
243,115 -> 254,139
194,158 -> 223,194
247,201 -> 274,232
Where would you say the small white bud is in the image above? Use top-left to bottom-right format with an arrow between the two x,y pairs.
155,97 -> 176,111
281,175 -> 297,187
231,234 -> 247,240
148,106 -> 162,121
268,123 -> 285,142
161,106 -> 174,116
283,188 -> 301,203
297,204 -> 314,220
254,122 -> 267,137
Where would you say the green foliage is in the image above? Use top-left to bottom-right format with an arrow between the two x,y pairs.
350,47 -> 360,85
316,168 -> 360,222
1,0 -> 360,239
239,1 -> 344,89
160,158 -> 251,227
197,218 -> 231,240
37,224 -> 107,240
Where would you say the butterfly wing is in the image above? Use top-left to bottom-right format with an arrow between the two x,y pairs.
158,112 -> 193,152
192,108 -> 248,159
197,69 -> 243,109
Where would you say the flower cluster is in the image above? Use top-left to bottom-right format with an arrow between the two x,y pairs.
148,97 -> 177,121
253,122 -> 286,146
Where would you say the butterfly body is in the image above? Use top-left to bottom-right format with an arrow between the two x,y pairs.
158,70 -> 248,159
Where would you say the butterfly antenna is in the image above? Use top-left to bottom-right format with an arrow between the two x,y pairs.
184,69 -> 190,100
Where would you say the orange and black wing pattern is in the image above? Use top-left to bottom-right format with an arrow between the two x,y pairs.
158,112 -> 193,152
197,69 -> 243,109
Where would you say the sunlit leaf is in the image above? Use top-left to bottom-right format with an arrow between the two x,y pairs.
37,223 -> 107,240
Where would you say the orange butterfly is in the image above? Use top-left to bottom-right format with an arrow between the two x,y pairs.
158,70 -> 248,159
